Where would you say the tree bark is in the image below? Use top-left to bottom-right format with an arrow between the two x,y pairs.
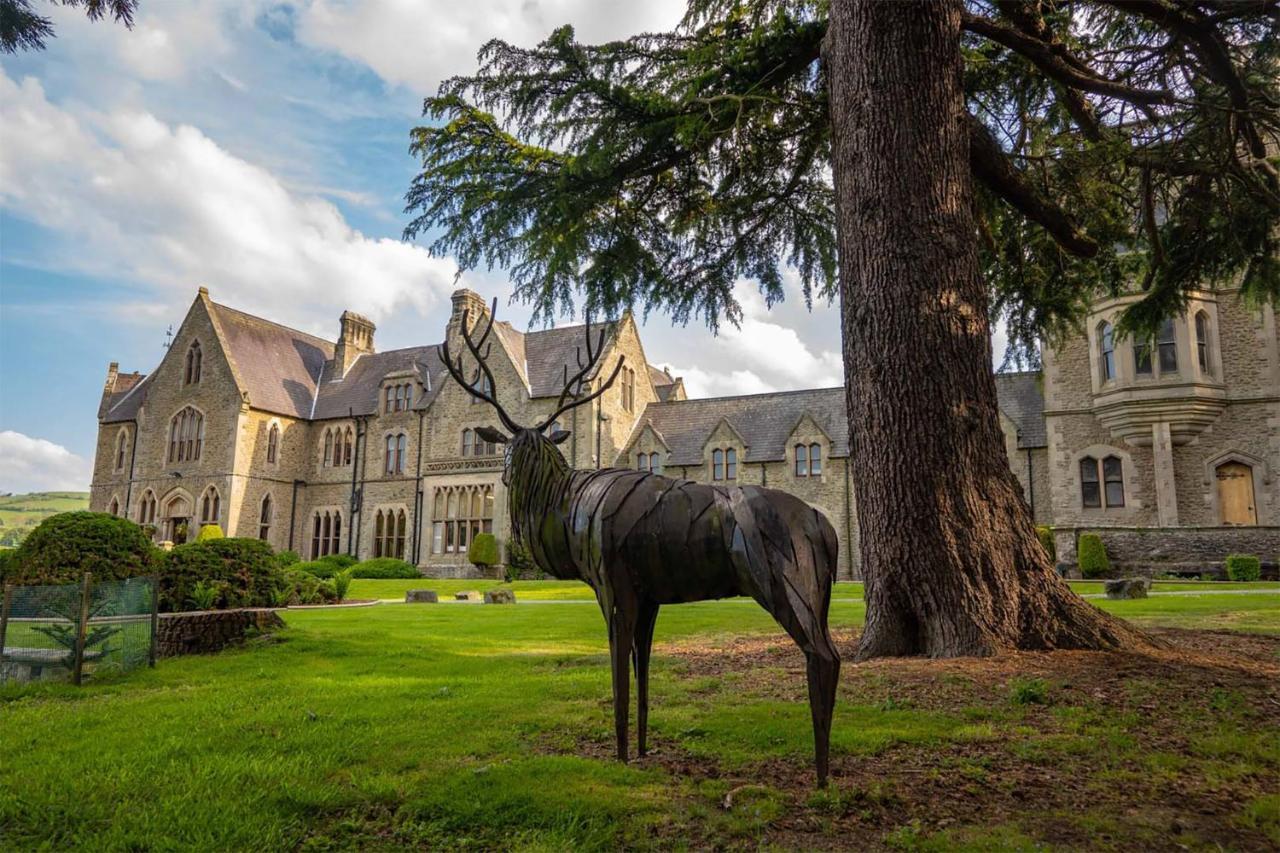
825,0 -> 1148,659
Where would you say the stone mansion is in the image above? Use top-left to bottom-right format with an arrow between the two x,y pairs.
90,286 -> 1278,579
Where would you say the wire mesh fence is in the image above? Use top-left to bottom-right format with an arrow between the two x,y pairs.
0,574 -> 157,687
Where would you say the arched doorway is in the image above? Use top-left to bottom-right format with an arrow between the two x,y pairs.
1216,462 -> 1257,526
162,492 -> 193,543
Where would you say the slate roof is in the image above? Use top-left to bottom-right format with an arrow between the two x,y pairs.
648,364 -> 681,401
632,387 -> 849,465
522,321 -> 620,398
312,344 -> 446,420
993,371 -> 1047,448
100,373 -> 152,423
209,302 -> 335,419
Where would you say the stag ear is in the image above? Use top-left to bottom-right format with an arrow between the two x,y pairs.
548,429 -> 571,445
475,425 -> 508,444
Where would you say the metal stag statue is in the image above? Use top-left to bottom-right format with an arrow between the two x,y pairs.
442,299 -> 841,785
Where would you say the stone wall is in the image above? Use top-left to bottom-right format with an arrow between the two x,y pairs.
1052,525 -> 1280,576
156,608 -> 286,657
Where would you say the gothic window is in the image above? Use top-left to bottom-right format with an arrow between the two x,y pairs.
258,494 -> 272,540
200,487 -> 221,525
431,485 -> 494,554
1080,455 -> 1124,509
462,428 -> 473,457
184,341 -> 202,385
796,443 -> 822,476
311,510 -> 342,558
137,490 -> 157,526
114,429 -> 129,472
266,424 -> 280,464
711,448 -> 738,481
323,429 -> 334,467
374,508 -> 409,559
795,444 -> 808,476
384,386 -> 394,413
809,443 -> 822,476
342,427 -> 354,465
621,367 -> 636,412
168,407 -> 204,463
1195,311 -> 1212,375
471,375 -> 492,403
385,433 -> 408,475
109,497 -> 120,516
1157,318 -> 1178,374
1098,322 -> 1115,382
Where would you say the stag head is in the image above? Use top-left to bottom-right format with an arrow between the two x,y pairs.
439,297 -> 626,477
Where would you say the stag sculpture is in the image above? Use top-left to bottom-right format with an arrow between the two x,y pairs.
442,300 -> 841,785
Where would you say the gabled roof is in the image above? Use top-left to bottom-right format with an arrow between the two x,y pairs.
523,321 -> 620,398
208,302 -> 335,419
101,373 -> 152,423
632,387 -> 849,466
993,372 -> 1047,448
312,344 -> 446,420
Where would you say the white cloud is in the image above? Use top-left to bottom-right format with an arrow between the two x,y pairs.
295,0 -> 687,94
0,69 -> 460,334
0,432 -> 93,494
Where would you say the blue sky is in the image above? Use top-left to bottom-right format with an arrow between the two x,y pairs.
0,0 -> 855,493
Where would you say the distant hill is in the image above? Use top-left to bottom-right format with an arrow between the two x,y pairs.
0,491 -> 90,547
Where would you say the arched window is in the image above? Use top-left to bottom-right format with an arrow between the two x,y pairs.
712,449 -> 724,480
1080,455 -> 1124,509
471,375 -> 492,403
168,407 -> 204,462
431,485 -> 494,554
137,490 -> 157,526
711,448 -> 737,481
311,510 -> 342,558
1157,317 -> 1178,374
323,429 -> 334,467
109,497 -> 120,516
200,487 -> 220,525
462,428 -> 473,457
397,434 -> 407,473
374,510 -> 387,557
1195,311 -> 1212,375
266,423 -> 280,464
1098,322 -> 1115,382
114,429 -> 129,472
374,508 -> 408,559
184,341 -> 202,385
795,444 -> 808,476
258,494 -> 272,540
809,444 -> 821,476
385,433 -> 407,474
621,367 -> 636,412
395,509 -> 407,559
342,427 -> 354,465
638,452 -> 662,473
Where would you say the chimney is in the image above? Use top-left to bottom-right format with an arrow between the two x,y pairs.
104,361 -> 120,395
334,310 -> 376,377
448,288 -> 489,334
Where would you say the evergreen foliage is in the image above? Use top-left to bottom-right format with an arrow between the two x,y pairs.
467,533 -> 500,569
0,0 -> 137,53
159,538 -> 279,612
195,524 -> 225,542
406,1 -> 1278,357
1225,554 -> 1262,582
10,511 -> 156,585
1077,534 -> 1111,579
349,558 -> 419,579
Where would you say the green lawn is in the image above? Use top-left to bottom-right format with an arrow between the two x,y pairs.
2,591 -> 1277,850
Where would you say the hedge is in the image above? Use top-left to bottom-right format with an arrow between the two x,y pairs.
7,512 -> 157,585
350,558 -> 419,579
1225,554 -> 1261,582
1078,533 -> 1111,579
295,560 -> 339,578
468,533 -> 499,568
160,538 -> 279,612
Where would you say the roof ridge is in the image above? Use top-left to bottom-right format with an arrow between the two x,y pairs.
524,318 -> 620,338
210,301 -> 336,348
651,386 -> 845,406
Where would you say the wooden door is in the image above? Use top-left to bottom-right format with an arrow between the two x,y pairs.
1216,462 -> 1257,526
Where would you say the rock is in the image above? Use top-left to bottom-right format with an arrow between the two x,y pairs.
1105,577 -> 1150,600
405,589 -> 438,603
483,588 -> 516,605
454,590 -> 482,601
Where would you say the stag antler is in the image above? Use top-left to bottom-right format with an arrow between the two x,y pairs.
439,297 -> 522,434
536,312 -> 625,432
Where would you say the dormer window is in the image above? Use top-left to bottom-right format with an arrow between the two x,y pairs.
712,448 -> 737,481
637,452 -> 661,474
384,382 -> 414,413
795,443 -> 822,477
184,341 -> 202,385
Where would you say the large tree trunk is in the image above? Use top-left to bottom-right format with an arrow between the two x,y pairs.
826,0 -> 1147,658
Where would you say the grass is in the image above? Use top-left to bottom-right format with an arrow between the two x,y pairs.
0,491 -> 89,546
1,590 -> 1276,850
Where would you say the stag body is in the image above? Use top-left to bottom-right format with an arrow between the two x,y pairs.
442,300 -> 841,784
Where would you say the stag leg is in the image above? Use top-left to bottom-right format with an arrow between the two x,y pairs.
608,614 -> 635,762
632,601 -> 660,757
805,648 -> 840,787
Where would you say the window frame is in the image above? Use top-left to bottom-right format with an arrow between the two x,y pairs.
1098,321 -> 1116,382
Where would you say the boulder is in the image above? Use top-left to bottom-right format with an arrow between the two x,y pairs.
1105,578 -> 1150,600
405,590 -> 438,603
483,588 -> 516,605
454,590 -> 483,601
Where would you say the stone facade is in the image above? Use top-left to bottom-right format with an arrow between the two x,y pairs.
92,284 -> 1274,583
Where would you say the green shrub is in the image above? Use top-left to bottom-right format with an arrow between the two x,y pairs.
1009,678 -> 1050,706
11,511 -> 157,585
321,553 -> 357,569
189,580 -> 220,610
273,550 -> 301,567
295,560 -> 338,578
0,548 -> 18,584
1225,554 -> 1261,582
277,568 -> 339,606
350,558 -> 419,579
504,538 -> 543,582
195,524 -> 224,542
160,538 -> 279,612
468,533 -> 500,569
333,569 -> 353,601
1035,526 -> 1056,562
1078,533 -> 1111,579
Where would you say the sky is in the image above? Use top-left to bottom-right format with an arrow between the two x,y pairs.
0,0 -> 853,494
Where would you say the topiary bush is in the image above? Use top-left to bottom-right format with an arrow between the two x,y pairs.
195,524 -> 224,542
468,533 -> 500,570
350,558 -> 419,579
1034,526 -> 1056,562
1077,533 -> 1111,579
160,538 -> 280,612
1225,554 -> 1261,582
10,511 -> 157,585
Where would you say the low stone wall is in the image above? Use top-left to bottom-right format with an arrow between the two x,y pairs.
156,608 -> 286,658
417,563 -> 505,580
1052,526 -> 1280,577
